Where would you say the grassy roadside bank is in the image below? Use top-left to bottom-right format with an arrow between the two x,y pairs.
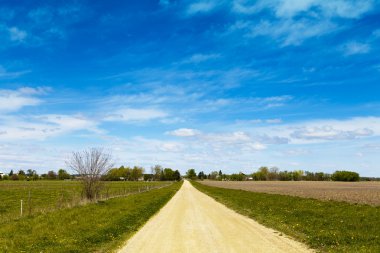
0,181 -> 171,223
0,181 -> 183,253
192,181 -> 380,253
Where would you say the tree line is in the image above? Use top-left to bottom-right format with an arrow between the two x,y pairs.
186,167 -> 363,182
101,165 -> 181,181
0,169 -> 72,181
0,165 -> 182,182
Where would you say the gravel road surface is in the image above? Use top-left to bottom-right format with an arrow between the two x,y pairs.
118,180 -> 312,253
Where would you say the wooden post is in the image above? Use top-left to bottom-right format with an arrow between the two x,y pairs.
28,190 -> 31,215
20,200 -> 23,217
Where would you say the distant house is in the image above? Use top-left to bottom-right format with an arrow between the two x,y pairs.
0,171 -> 6,177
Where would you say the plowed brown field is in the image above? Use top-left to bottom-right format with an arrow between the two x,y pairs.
200,181 -> 380,205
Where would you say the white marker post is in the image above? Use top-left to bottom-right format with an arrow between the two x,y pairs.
20,200 -> 23,217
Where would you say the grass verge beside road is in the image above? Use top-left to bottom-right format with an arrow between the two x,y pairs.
0,181 -> 182,253
0,180 -> 171,223
192,181 -> 380,253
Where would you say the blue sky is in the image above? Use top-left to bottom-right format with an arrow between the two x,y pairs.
0,0 -> 380,176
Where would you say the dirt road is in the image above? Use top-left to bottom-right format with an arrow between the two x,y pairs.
118,180 -> 312,253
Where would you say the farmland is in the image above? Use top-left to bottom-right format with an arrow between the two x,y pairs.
0,180 -> 172,224
0,181 -> 182,252
192,181 -> 380,252
200,180 -> 380,205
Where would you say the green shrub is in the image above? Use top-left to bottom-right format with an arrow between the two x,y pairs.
332,171 -> 360,182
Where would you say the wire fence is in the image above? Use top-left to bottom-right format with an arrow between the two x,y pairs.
0,181 -> 173,224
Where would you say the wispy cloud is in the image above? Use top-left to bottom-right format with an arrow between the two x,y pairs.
254,117 -> 380,144
230,0 -> 374,46
342,41 -> 371,56
182,53 -> 221,64
237,118 -> 283,124
8,27 -> 27,42
250,19 -> 336,46
0,87 -> 45,113
0,66 -> 30,79
186,1 -> 218,15
167,129 -> 267,152
166,128 -> 201,137
233,0 -> 374,19
0,114 -> 101,141
291,126 -> 373,140
104,108 -> 168,123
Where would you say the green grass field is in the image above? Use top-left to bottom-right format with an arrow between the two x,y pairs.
0,180 -> 171,224
0,181 -> 182,252
192,181 -> 380,253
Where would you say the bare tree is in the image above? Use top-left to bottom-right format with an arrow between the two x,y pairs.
66,148 -> 113,200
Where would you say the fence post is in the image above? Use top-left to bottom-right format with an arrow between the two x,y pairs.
20,200 -> 23,217
28,190 -> 31,215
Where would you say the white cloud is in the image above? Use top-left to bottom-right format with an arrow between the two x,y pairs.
261,95 -> 293,102
311,0 -> 373,19
183,53 -> 221,64
8,27 -> 27,42
104,108 -> 168,122
342,41 -> 370,56
38,114 -> 100,132
233,0 -> 374,19
233,116 -> 380,146
283,148 -> 311,156
231,0 -> 374,46
187,1 -> 218,15
167,128 -> 201,137
189,130 -> 267,151
204,131 -> 251,143
257,134 -> 289,144
259,95 -> 293,108
0,87 -> 45,113
250,19 -> 336,46
242,142 -> 266,151
0,114 -> 100,141
233,0 -> 260,14
266,118 -> 282,124
260,117 -> 380,144
237,118 -> 282,124
166,128 -> 268,155
291,126 -> 373,140
160,142 -> 184,152
0,66 -> 30,79
199,131 -> 267,152
18,86 -> 50,95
